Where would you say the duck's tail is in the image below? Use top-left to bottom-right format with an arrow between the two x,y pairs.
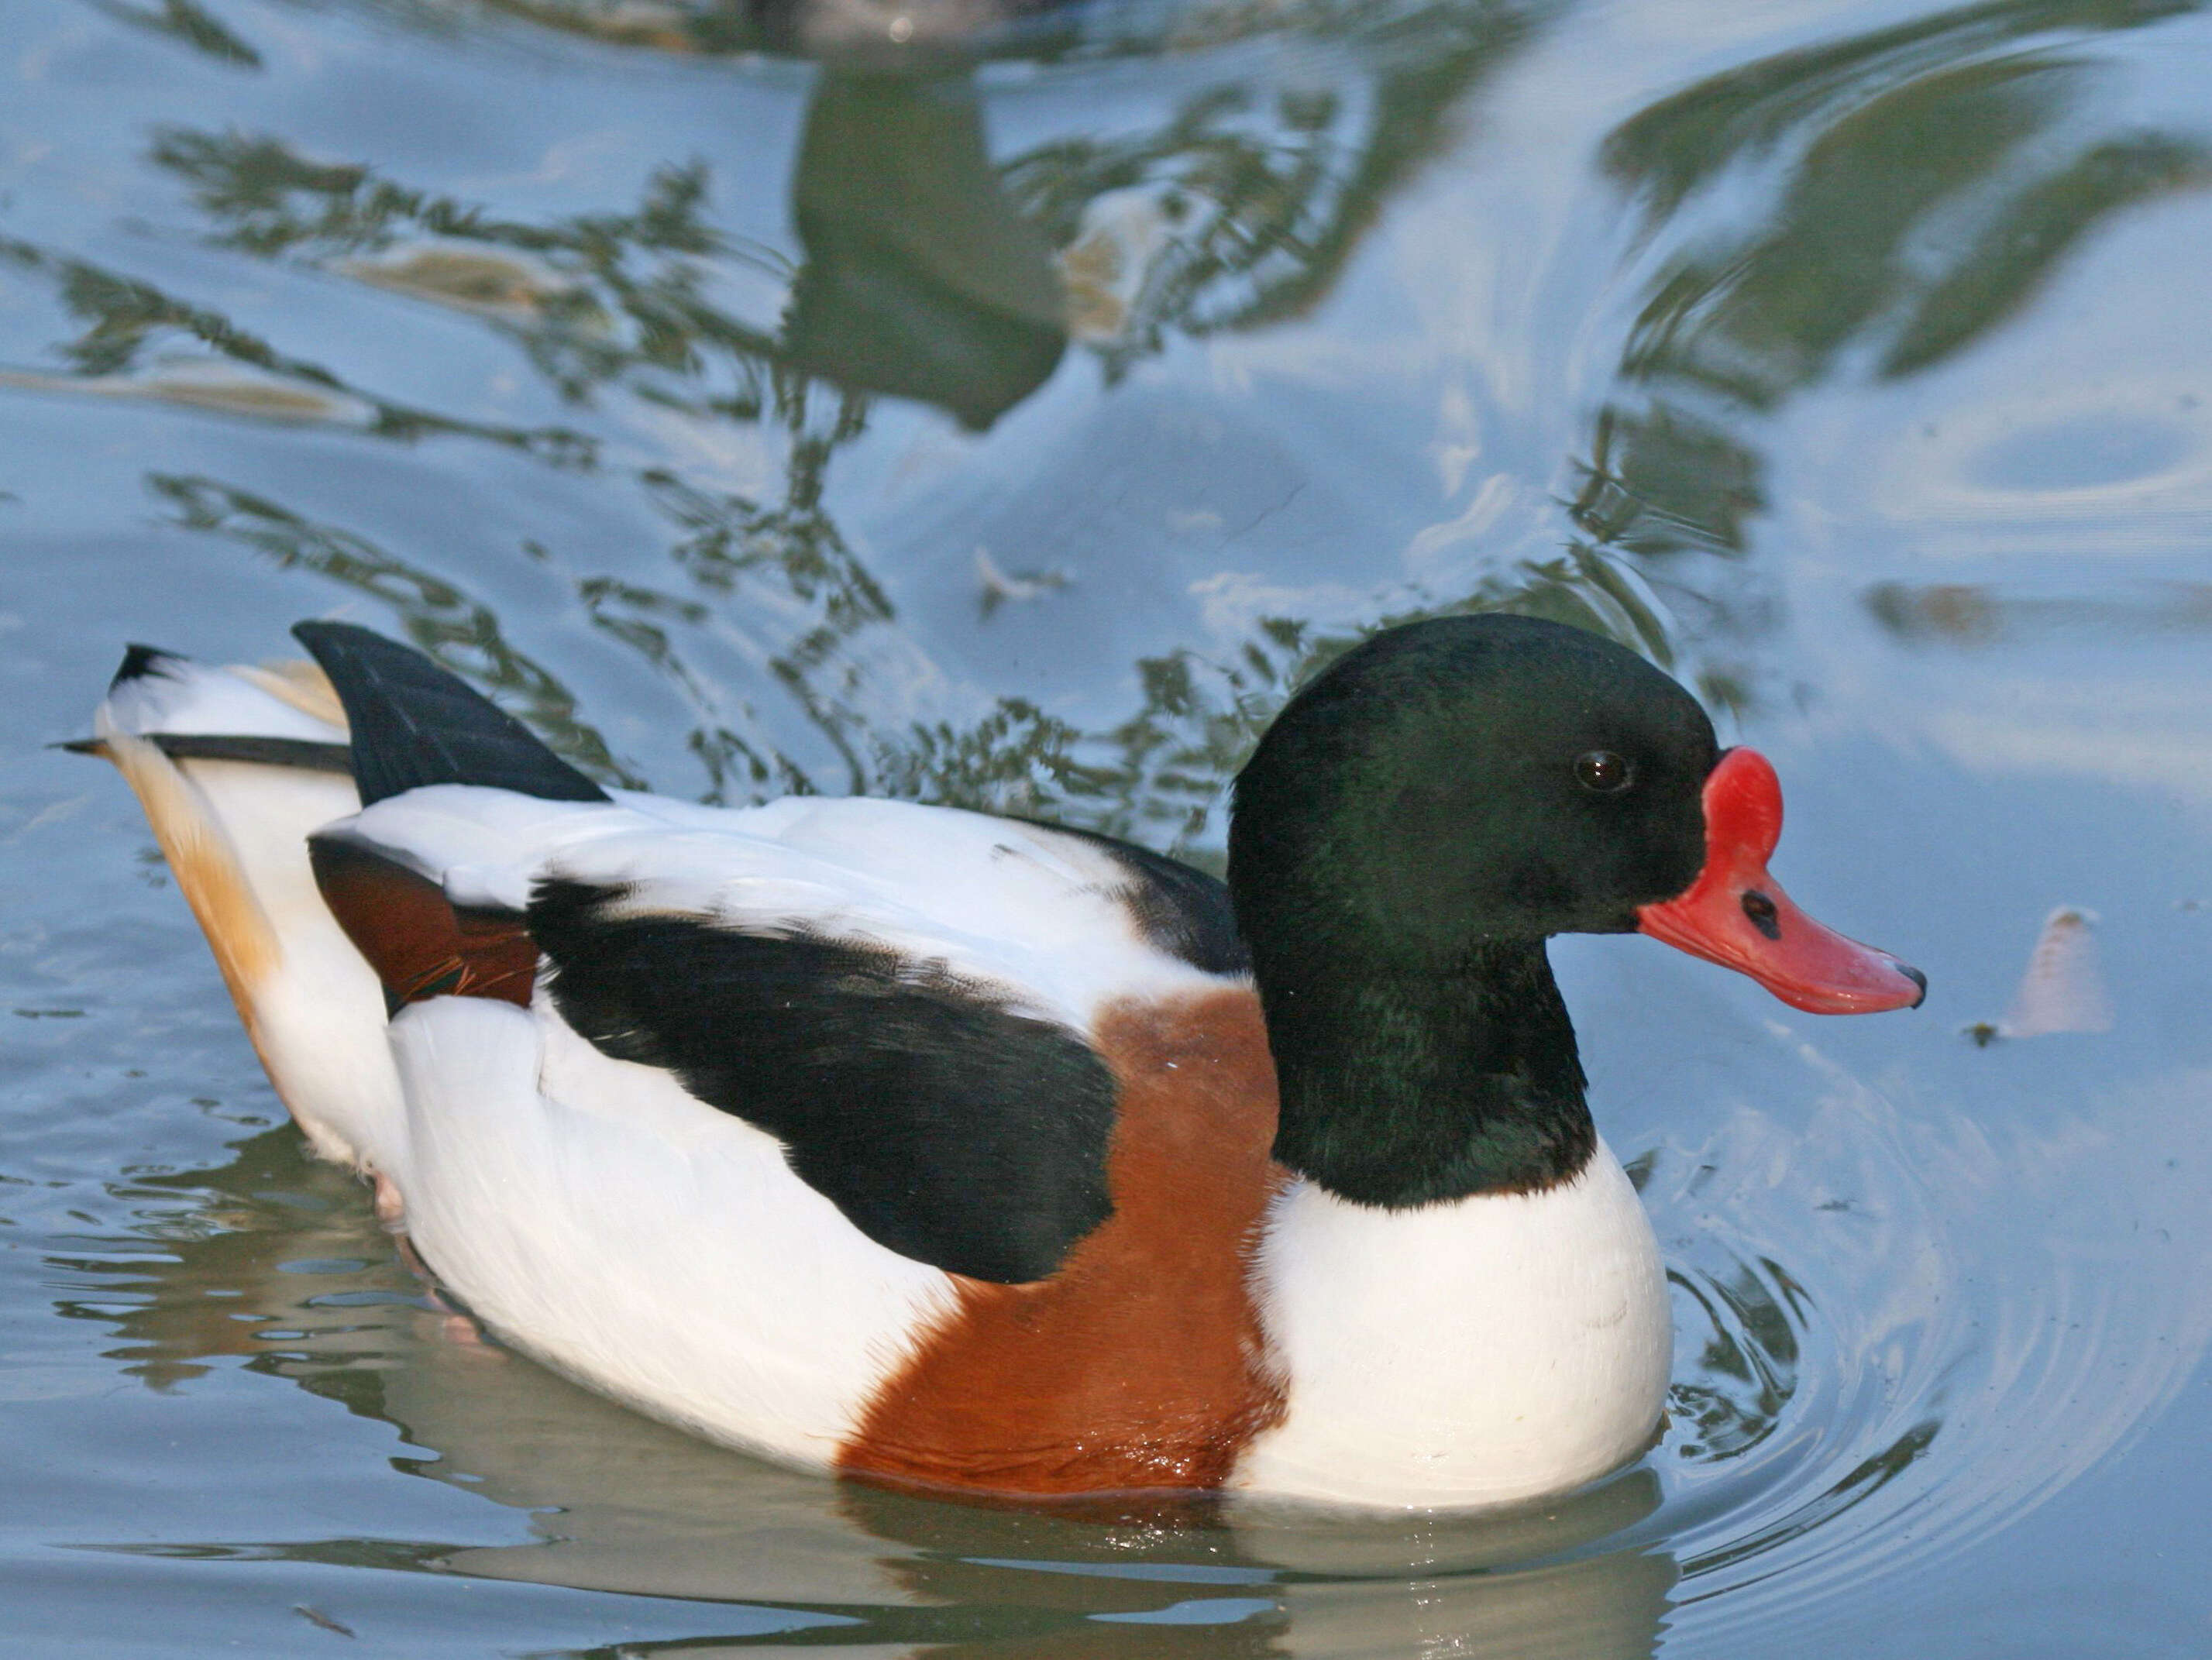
84,644 -> 400,1166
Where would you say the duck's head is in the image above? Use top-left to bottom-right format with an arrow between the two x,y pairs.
1223,613 -> 1923,1204
1228,613 -> 1921,1202
1229,613 -> 1923,1018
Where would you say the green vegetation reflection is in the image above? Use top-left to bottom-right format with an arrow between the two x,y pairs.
1577,0 -> 2210,601
15,0 -> 2202,842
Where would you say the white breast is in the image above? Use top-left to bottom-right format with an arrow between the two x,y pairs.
1233,1142 -> 1670,1508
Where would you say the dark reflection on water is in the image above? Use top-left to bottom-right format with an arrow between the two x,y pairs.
146,474 -> 649,785
26,0 -> 1632,834
1604,0 -> 2207,396
1567,0 -> 2212,717
53,0 -> 2196,831
0,231 -> 594,450
1665,1259 -> 1800,1465
787,74 -> 1065,430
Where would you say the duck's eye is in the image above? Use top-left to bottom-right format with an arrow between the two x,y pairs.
1575,750 -> 1633,793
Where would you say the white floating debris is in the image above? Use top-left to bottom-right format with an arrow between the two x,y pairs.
975,546 -> 1070,618
1997,906 -> 2114,1039
0,359 -> 374,426
1057,187 -> 1178,342
341,245 -> 578,321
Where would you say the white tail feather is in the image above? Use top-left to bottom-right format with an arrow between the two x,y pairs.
95,655 -> 401,1167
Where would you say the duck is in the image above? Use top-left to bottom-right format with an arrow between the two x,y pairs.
82,613 -> 1924,1509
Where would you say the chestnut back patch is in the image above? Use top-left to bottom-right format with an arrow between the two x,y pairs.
309,836 -> 536,1012
838,988 -> 1288,1496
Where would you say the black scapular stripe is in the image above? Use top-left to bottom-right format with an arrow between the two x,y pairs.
59,734 -> 354,774
292,621 -> 609,807
1025,823 -> 1249,977
78,734 -> 356,772
530,878 -> 1118,1285
111,642 -> 185,689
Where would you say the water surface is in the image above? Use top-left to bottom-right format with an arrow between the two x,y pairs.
4,0 -> 2211,1654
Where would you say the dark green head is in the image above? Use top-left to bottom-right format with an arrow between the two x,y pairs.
1225,614 -> 1722,1205
1229,613 -> 1719,966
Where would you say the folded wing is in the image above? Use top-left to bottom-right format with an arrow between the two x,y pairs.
291,624 -> 1240,1284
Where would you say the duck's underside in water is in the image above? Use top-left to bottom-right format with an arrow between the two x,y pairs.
84,617 -> 1922,1510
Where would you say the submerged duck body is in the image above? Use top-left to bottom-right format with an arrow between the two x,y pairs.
88,616 -> 1922,1509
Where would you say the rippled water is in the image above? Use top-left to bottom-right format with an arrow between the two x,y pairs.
5,0 -> 2212,1654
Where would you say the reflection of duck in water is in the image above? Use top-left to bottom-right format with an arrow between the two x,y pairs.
82,614 -> 1921,1508
784,72 -> 1067,431
399,1356 -> 1681,1657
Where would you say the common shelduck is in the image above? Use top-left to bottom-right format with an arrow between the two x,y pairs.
82,614 -> 1923,1508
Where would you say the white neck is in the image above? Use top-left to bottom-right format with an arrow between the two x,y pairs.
1232,1140 -> 1671,1508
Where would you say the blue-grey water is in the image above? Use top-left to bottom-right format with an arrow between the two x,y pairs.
4,1 -> 2210,1654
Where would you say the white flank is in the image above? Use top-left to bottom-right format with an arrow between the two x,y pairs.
1234,1143 -> 1671,1508
96,661 -> 398,1167
384,996 -> 962,1464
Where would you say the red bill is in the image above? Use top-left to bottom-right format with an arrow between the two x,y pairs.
1638,748 -> 1925,1015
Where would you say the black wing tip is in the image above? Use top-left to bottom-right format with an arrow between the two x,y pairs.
112,643 -> 186,691
289,618 -> 611,807
53,737 -> 105,757
288,619 -> 423,681
290,619 -> 384,656
528,874 -> 620,922
1015,820 -> 1249,977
